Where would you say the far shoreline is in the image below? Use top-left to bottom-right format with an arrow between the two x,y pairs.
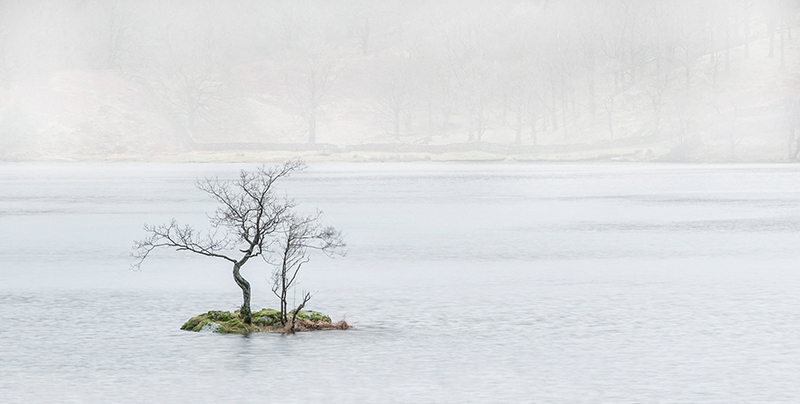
2,147 -> 798,165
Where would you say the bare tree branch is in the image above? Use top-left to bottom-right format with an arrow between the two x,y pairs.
132,161 -> 306,325
271,210 -> 346,326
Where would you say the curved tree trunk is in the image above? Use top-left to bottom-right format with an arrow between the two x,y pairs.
232,263 -> 252,324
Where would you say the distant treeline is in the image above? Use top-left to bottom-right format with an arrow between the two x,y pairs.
0,0 -> 798,160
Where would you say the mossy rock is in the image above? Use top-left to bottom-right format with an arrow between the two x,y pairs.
296,310 -> 331,323
216,318 -> 246,333
180,315 -> 206,331
252,308 -> 281,327
206,310 -> 234,321
181,308 -> 342,334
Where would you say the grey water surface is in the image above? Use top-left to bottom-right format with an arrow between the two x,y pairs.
1,162 -> 800,403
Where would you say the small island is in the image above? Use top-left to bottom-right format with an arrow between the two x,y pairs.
181,309 -> 349,334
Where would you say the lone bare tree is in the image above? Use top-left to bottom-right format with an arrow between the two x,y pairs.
272,211 -> 345,331
281,31 -> 345,145
132,161 -> 303,325
372,56 -> 419,139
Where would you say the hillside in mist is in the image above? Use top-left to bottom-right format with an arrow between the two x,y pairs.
0,0 -> 798,162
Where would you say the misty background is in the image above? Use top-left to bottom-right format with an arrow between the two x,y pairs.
3,3 -> 800,401
0,0 -> 798,162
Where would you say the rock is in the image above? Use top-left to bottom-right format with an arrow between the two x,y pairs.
300,310 -> 332,323
180,309 -> 346,334
199,321 -> 220,333
206,310 -> 234,321
251,308 -> 281,326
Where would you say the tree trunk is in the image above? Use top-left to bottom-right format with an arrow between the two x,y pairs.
769,20 -> 775,58
605,97 -> 615,141
232,263 -> 252,324
550,82 -> 558,132
588,77 -> 596,119
288,292 -> 311,334
561,74 -> 568,140
426,95 -> 434,142
585,50 -> 596,119
744,14 -> 750,58
654,111 -> 661,136
571,88 -> 578,122
307,110 -> 317,144
394,110 -> 401,139
725,27 -> 730,72
780,26 -> 785,69
475,115 -> 483,142
280,266 -> 287,325
175,108 -> 202,151
685,46 -> 691,88
404,110 -> 413,134
562,97 -> 568,140
653,94 -> 661,136
361,17 -> 370,56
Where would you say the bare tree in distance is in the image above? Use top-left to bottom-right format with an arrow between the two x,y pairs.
132,161 -> 303,325
675,1 -> 711,89
784,89 -> 800,159
349,4 -> 374,56
289,44 -> 344,144
413,37 -> 458,141
127,55 -> 243,150
642,2 -> 679,136
0,25 -> 12,89
161,67 -> 240,147
94,0 -> 138,69
497,28 -> 541,146
372,55 -> 419,139
121,3 -> 247,150
447,20 -> 496,142
271,211 -> 345,331
345,0 -> 405,56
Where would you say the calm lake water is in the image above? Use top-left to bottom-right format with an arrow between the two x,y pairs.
2,162 -> 800,403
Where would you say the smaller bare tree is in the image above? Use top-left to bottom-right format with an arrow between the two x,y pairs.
133,161 -> 303,325
271,211 -> 345,332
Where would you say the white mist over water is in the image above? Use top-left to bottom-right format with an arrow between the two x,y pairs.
1,162 -> 800,403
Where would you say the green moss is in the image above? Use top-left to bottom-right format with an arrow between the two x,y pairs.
290,310 -> 331,322
192,319 -> 212,332
253,308 -> 280,318
206,310 -> 234,321
181,315 -> 205,331
180,308 -> 339,334
216,318 -> 246,333
252,308 -> 281,326
305,311 -> 332,323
